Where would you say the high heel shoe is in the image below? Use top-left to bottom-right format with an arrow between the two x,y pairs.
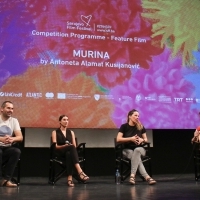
129,176 -> 135,185
67,180 -> 74,187
79,171 -> 89,182
146,177 -> 156,185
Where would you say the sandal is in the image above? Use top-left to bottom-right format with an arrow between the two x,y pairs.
129,176 -> 135,185
1,180 -> 17,187
67,180 -> 74,187
146,177 -> 156,185
79,171 -> 89,182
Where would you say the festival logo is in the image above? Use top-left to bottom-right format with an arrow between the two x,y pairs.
80,15 -> 92,26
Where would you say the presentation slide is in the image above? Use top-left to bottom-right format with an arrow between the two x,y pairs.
0,0 -> 200,129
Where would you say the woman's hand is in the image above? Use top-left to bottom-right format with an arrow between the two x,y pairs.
131,135 -> 145,145
192,130 -> 200,143
137,137 -> 145,145
131,135 -> 139,145
194,130 -> 200,137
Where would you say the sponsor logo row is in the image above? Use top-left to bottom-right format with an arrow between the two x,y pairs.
0,92 -> 200,103
135,95 -> 200,103
0,92 -> 111,100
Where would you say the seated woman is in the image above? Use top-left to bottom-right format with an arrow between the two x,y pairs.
116,109 -> 156,185
191,126 -> 200,143
52,115 -> 89,187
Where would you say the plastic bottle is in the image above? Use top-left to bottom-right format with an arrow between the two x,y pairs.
115,169 -> 121,184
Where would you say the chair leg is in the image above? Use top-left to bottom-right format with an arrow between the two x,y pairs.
194,155 -> 200,181
17,158 -> 20,185
149,160 -> 152,177
54,169 -> 67,183
52,161 -> 56,184
48,160 -> 54,184
48,160 -> 56,185
48,160 -> 67,185
9,159 -> 20,185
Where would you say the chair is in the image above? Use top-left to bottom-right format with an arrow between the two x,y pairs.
2,142 -> 21,185
115,138 -> 152,182
48,138 -> 86,185
193,142 -> 200,181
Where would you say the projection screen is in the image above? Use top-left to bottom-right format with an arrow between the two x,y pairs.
0,0 -> 200,129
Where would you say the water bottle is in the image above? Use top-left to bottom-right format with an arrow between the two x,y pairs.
115,169 -> 121,184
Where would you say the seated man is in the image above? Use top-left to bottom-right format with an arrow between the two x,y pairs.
0,101 -> 23,187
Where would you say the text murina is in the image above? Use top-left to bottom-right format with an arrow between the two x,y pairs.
73,50 -> 109,59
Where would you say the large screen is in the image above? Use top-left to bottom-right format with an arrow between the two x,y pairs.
0,0 -> 200,129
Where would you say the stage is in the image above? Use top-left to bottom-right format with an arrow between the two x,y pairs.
0,174 -> 200,200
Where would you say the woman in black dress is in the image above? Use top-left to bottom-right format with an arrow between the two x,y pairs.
52,115 -> 89,187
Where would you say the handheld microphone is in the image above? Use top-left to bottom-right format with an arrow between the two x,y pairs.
65,140 -> 71,145
197,126 -> 200,131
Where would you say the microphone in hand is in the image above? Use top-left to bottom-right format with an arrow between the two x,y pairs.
65,140 -> 71,145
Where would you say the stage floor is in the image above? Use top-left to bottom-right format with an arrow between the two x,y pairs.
1,174 -> 200,200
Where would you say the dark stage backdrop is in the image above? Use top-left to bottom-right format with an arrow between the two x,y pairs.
19,129 -> 195,177
0,0 -> 200,129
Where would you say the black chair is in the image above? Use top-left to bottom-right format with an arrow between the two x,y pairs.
193,142 -> 200,181
115,138 -> 152,182
48,138 -> 86,185
2,142 -> 21,185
